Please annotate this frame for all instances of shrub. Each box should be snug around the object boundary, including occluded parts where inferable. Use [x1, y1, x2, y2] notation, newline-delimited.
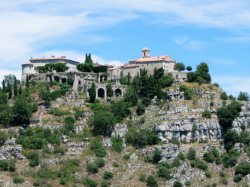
[178, 152, 185, 161]
[169, 137, 180, 148]
[181, 169, 186, 175]
[210, 101, 214, 106]
[95, 147, 107, 157]
[192, 124, 197, 131]
[222, 153, 238, 168]
[173, 181, 183, 187]
[103, 171, 113, 180]
[9, 160, 16, 172]
[212, 182, 217, 187]
[13, 177, 24, 184]
[179, 85, 194, 100]
[215, 157, 222, 165]
[237, 92, 249, 101]
[213, 83, 219, 87]
[172, 157, 180, 167]
[190, 161, 196, 167]
[144, 155, 153, 163]
[203, 151, 214, 163]
[196, 159, 208, 171]
[95, 158, 105, 168]
[67, 77, 74, 86]
[139, 174, 146, 182]
[83, 178, 98, 187]
[111, 136, 123, 153]
[220, 178, 227, 185]
[205, 171, 212, 178]
[142, 97, 150, 106]
[27, 151, 39, 167]
[153, 150, 162, 163]
[220, 92, 228, 100]
[157, 166, 171, 179]
[113, 162, 119, 167]
[60, 179, 66, 185]
[234, 174, 243, 182]
[235, 161, 250, 176]
[0, 160, 9, 171]
[136, 102, 146, 115]
[185, 180, 191, 186]
[54, 145, 65, 155]
[202, 109, 211, 118]
[123, 154, 130, 160]
[86, 163, 98, 174]
[146, 175, 158, 187]
[187, 148, 196, 160]
[101, 180, 110, 187]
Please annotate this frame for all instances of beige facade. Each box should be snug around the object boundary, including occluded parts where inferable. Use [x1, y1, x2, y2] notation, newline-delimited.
[107, 47, 177, 80]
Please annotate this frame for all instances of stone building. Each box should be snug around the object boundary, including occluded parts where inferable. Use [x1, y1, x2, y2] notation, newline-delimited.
[108, 47, 177, 80]
[21, 56, 79, 83]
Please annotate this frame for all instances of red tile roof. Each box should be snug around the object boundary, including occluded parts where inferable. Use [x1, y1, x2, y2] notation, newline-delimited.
[21, 62, 33, 66]
[129, 55, 173, 63]
[108, 66, 122, 70]
[123, 64, 139, 68]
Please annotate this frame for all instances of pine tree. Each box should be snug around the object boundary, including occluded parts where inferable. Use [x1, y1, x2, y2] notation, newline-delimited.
[49, 76, 53, 87]
[2, 80, 6, 93]
[85, 53, 88, 64]
[8, 83, 12, 99]
[127, 72, 131, 85]
[26, 75, 29, 88]
[90, 82, 96, 103]
[14, 77, 18, 96]
[47, 84, 49, 91]
[19, 87, 23, 95]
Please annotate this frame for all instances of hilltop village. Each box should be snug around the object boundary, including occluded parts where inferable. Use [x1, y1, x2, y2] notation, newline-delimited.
[1, 48, 250, 187]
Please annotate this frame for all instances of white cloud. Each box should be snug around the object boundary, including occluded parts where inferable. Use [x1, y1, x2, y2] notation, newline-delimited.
[174, 36, 189, 44]
[211, 59, 236, 65]
[213, 75, 250, 96]
[184, 40, 206, 51]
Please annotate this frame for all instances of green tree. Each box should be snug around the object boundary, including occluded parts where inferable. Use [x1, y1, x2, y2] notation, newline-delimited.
[147, 75, 157, 97]
[0, 131, 7, 146]
[237, 92, 249, 101]
[159, 75, 174, 88]
[174, 63, 185, 72]
[18, 86, 23, 95]
[235, 162, 250, 176]
[157, 84, 163, 99]
[27, 151, 39, 167]
[26, 75, 29, 88]
[8, 83, 12, 99]
[53, 63, 69, 72]
[124, 86, 138, 106]
[224, 129, 239, 151]
[106, 83, 113, 99]
[90, 83, 96, 103]
[2, 80, 6, 92]
[49, 76, 53, 87]
[187, 148, 196, 160]
[186, 66, 192, 71]
[4, 74, 16, 87]
[173, 181, 183, 187]
[111, 100, 130, 122]
[157, 166, 171, 179]
[179, 85, 194, 100]
[153, 67, 164, 80]
[197, 62, 209, 73]
[139, 68, 149, 96]
[14, 77, 18, 96]
[0, 92, 8, 104]
[67, 77, 74, 86]
[220, 92, 228, 100]
[13, 98, 32, 124]
[127, 72, 132, 85]
[202, 109, 211, 118]
[120, 71, 127, 85]
[89, 111, 116, 136]
[0, 104, 13, 126]
[39, 89, 51, 105]
[136, 102, 146, 115]
[146, 175, 158, 187]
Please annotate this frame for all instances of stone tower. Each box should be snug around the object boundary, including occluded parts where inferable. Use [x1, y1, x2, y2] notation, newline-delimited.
[142, 47, 150, 58]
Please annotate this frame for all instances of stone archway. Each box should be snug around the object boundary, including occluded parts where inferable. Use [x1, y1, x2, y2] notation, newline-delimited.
[115, 89, 122, 96]
[62, 78, 67, 84]
[54, 76, 60, 82]
[98, 88, 105, 98]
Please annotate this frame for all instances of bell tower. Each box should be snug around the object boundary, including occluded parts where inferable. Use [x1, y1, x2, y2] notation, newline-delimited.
[142, 47, 150, 58]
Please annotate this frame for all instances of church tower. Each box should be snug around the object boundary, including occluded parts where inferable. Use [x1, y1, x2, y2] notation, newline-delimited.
[142, 47, 150, 58]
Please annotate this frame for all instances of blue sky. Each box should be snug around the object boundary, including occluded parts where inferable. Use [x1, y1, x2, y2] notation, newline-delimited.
[0, 0, 250, 95]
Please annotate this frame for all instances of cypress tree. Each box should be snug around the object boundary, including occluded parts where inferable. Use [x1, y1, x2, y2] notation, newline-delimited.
[47, 84, 49, 91]
[89, 53, 93, 64]
[8, 83, 12, 99]
[19, 86, 23, 95]
[2, 80, 6, 93]
[90, 82, 96, 103]
[14, 77, 18, 96]
[49, 76, 53, 87]
[26, 75, 29, 88]
[85, 53, 88, 64]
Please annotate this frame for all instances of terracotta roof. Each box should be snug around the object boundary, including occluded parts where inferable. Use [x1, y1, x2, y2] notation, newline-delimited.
[108, 66, 122, 70]
[30, 57, 79, 63]
[21, 62, 33, 66]
[129, 55, 173, 63]
[123, 64, 139, 68]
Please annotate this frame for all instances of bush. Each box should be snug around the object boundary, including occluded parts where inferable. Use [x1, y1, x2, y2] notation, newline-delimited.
[54, 145, 66, 155]
[222, 153, 238, 168]
[203, 151, 214, 163]
[202, 109, 211, 118]
[139, 174, 146, 182]
[220, 92, 228, 100]
[0, 160, 9, 171]
[172, 157, 180, 167]
[136, 102, 146, 115]
[212, 182, 217, 187]
[157, 166, 171, 179]
[86, 163, 98, 174]
[178, 152, 185, 160]
[213, 83, 219, 87]
[179, 85, 194, 100]
[111, 136, 123, 153]
[237, 92, 249, 101]
[185, 180, 191, 186]
[234, 174, 243, 182]
[190, 161, 196, 167]
[169, 137, 180, 148]
[113, 162, 119, 167]
[9, 160, 16, 172]
[95, 147, 107, 157]
[235, 161, 250, 176]
[83, 178, 98, 187]
[153, 150, 162, 163]
[210, 101, 214, 106]
[220, 178, 227, 185]
[146, 175, 158, 187]
[101, 180, 110, 187]
[195, 159, 208, 171]
[60, 179, 66, 185]
[144, 155, 153, 163]
[67, 77, 74, 86]
[27, 151, 39, 167]
[142, 97, 151, 106]
[123, 154, 130, 160]
[205, 171, 212, 178]
[173, 181, 183, 187]
[103, 171, 113, 180]
[187, 148, 196, 160]
[13, 177, 24, 184]
[192, 124, 197, 131]
[181, 169, 186, 175]
[95, 158, 105, 168]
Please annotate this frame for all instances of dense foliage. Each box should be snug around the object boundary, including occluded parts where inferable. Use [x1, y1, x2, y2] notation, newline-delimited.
[187, 62, 211, 84]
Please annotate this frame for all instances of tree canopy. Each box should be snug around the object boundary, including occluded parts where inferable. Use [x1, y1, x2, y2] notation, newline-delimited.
[174, 63, 185, 72]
